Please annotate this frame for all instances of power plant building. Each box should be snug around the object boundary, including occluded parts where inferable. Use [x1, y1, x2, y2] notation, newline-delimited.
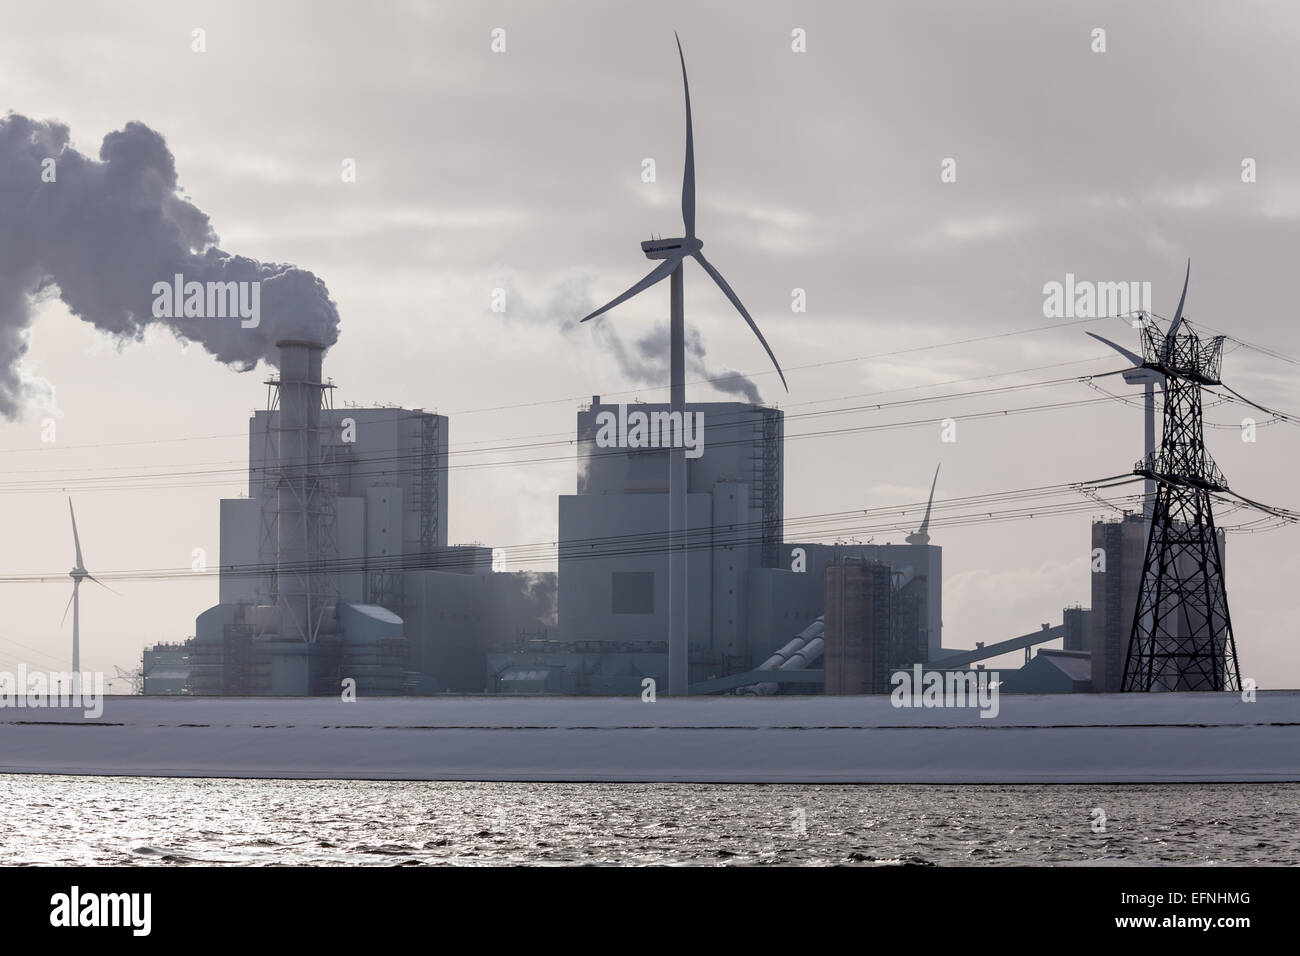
[1063, 604, 1090, 652]
[823, 557, 893, 694]
[193, 341, 553, 696]
[1091, 513, 1228, 692]
[772, 541, 941, 663]
[552, 398, 785, 685]
[188, 357, 945, 696]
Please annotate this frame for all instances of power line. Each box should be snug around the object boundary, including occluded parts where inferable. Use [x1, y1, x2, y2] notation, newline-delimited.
[0, 385, 1146, 494]
[0, 476, 1225, 584]
[445, 316, 1117, 415]
[0, 360, 1123, 477]
[0, 634, 72, 669]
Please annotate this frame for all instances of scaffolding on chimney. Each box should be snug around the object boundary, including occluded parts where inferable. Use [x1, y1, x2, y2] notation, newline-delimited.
[255, 384, 281, 631]
[255, 360, 339, 643]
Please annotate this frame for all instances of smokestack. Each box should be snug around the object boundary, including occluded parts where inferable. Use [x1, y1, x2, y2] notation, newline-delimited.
[275, 339, 324, 643]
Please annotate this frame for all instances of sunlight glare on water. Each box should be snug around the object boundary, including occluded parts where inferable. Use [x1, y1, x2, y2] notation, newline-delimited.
[2, 777, 1297, 866]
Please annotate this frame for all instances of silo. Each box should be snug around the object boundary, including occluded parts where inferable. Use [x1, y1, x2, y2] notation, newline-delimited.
[824, 557, 892, 694]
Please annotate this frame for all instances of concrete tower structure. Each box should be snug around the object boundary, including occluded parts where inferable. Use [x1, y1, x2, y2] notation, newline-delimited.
[1090, 513, 1146, 693]
[270, 340, 330, 645]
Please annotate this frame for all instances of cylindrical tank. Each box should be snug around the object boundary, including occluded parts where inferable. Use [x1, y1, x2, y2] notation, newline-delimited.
[782, 636, 824, 670]
[742, 617, 827, 694]
[758, 637, 806, 672]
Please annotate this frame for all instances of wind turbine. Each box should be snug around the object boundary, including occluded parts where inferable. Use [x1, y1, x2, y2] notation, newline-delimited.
[905, 464, 941, 545]
[579, 34, 787, 695]
[62, 498, 115, 678]
[1085, 260, 1188, 519]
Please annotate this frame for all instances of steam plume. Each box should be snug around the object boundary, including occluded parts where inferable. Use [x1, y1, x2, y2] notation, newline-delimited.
[507, 276, 763, 403]
[0, 113, 340, 418]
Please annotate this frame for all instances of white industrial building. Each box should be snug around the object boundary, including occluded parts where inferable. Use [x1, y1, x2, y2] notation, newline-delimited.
[218, 404, 449, 609]
[193, 341, 553, 696]
[189, 353, 943, 696]
[548, 398, 784, 680]
[488, 397, 943, 693]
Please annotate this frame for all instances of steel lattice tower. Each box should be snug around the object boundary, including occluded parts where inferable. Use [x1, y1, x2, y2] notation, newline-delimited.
[1123, 266, 1241, 692]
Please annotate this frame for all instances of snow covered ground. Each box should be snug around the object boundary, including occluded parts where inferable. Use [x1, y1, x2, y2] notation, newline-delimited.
[1, 692, 1297, 783]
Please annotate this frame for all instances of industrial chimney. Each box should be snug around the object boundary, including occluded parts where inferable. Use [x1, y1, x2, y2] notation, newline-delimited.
[275, 339, 325, 643]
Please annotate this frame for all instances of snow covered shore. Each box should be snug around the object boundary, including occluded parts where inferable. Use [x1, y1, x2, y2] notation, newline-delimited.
[1, 692, 1297, 783]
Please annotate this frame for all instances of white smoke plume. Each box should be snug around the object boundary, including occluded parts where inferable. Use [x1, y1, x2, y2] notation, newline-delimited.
[0, 113, 340, 418]
[607, 321, 763, 404]
[509, 275, 764, 403]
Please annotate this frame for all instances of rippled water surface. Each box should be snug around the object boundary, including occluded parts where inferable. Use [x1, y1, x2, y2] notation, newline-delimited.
[1, 776, 1297, 865]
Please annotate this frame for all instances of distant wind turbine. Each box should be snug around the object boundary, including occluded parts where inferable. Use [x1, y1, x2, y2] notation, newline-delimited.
[62, 498, 116, 676]
[906, 464, 941, 545]
[1085, 259, 1188, 519]
[579, 33, 787, 695]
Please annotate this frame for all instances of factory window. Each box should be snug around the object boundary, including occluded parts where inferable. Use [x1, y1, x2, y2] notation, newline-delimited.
[611, 571, 655, 614]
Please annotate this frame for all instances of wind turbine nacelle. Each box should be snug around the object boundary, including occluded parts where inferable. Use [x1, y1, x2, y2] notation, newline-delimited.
[1121, 368, 1162, 386]
[642, 236, 702, 260]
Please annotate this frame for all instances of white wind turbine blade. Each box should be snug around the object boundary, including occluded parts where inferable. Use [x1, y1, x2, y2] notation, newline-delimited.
[580, 255, 684, 323]
[61, 586, 76, 627]
[675, 32, 695, 239]
[691, 251, 788, 391]
[1086, 331, 1144, 367]
[918, 463, 941, 538]
[68, 497, 84, 569]
[1162, 259, 1191, 363]
[86, 573, 121, 596]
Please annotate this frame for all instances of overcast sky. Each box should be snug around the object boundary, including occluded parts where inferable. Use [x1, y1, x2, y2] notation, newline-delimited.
[3, 0, 1299, 686]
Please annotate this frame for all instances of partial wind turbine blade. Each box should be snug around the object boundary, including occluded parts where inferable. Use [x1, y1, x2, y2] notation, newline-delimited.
[692, 251, 788, 391]
[580, 255, 683, 323]
[86, 574, 121, 596]
[68, 497, 84, 569]
[918, 464, 941, 538]
[61, 587, 75, 627]
[675, 32, 695, 239]
[1169, 258, 1191, 333]
[1086, 331, 1143, 367]
[1163, 259, 1191, 361]
[906, 464, 941, 544]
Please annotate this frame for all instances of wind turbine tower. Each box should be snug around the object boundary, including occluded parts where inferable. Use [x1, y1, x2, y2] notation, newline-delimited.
[580, 35, 788, 695]
[1086, 269, 1175, 521]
